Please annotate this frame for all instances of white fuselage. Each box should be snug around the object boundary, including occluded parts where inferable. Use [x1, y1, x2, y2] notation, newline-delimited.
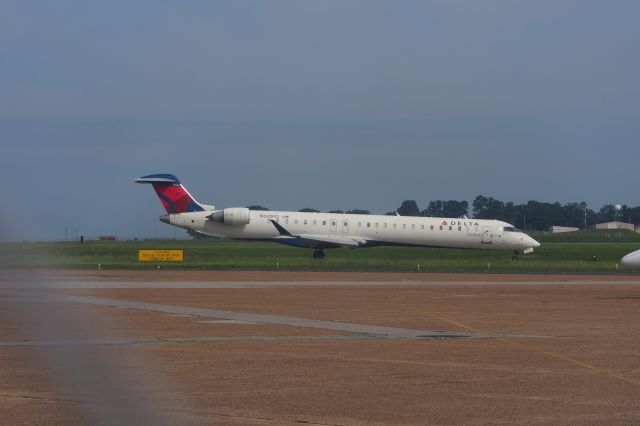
[621, 249, 640, 268]
[164, 210, 540, 252]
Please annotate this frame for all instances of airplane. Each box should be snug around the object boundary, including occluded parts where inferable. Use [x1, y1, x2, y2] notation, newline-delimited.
[621, 249, 640, 268]
[135, 173, 540, 258]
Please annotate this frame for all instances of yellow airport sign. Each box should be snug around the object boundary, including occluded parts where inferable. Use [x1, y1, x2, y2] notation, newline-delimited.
[138, 249, 184, 262]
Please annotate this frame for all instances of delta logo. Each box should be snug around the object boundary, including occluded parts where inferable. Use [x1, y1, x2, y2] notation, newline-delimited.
[450, 220, 480, 227]
[441, 220, 448, 226]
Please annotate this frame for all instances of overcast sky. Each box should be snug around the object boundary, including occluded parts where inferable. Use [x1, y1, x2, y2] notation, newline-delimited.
[1, 1, 639, 240]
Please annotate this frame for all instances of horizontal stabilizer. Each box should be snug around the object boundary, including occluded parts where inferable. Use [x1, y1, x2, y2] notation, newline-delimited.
[134, 174, 180, 185]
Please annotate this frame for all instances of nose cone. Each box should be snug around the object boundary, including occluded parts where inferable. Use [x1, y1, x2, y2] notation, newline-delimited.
[159, 214, 170, 224]
[530, 237, 541, 248]
[519, 234, 540, 250]
[621, 249, 640, 268]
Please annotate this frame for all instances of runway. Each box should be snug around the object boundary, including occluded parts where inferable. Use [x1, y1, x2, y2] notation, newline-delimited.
[1, 271, 639, 425]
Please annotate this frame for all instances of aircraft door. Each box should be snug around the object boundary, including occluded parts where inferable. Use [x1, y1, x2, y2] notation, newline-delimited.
[481, 226, 493, 244]
[341, 219, 349, 236]
[330, 218, 337, 235]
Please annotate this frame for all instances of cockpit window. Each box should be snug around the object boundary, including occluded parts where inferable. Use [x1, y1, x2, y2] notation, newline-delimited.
[503, 226, 521, 232]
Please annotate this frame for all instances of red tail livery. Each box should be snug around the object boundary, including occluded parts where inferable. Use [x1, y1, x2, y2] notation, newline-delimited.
[134, 174, 204, 214]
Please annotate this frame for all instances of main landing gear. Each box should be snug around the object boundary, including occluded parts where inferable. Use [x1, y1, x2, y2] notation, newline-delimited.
[312, 249, 326, 259]
[511, 250, 520, 261]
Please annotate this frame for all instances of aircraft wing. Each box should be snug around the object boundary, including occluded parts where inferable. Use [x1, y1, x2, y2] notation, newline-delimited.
[269, 220, 367, 249]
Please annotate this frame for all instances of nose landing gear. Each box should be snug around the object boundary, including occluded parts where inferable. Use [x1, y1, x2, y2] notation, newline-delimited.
[312, 249, 326, 259]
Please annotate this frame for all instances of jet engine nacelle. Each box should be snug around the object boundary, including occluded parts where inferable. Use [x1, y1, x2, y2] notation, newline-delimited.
[209, 207, 250, 225]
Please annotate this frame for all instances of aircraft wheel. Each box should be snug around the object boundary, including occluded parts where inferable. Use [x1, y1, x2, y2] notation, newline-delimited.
[313, 249, 326, 259]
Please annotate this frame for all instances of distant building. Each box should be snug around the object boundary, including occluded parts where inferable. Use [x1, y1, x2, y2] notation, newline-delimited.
[99, 236, 118, 240]
[594, 222, 637, 232]
[550, 226, 579, 234]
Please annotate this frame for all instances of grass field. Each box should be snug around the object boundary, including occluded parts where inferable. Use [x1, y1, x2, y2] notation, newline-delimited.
[2, 230, 639, 273]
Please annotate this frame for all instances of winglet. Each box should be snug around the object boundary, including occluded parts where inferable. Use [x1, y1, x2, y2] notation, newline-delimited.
[270, 220, 293, 236]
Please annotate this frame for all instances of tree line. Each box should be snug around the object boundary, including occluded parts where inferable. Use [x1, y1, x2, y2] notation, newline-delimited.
[247, 198, 640, 231]
[470, 197, 639, 230]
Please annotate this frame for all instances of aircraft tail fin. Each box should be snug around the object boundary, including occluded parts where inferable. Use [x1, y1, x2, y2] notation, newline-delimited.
[135, 173, 204, 214]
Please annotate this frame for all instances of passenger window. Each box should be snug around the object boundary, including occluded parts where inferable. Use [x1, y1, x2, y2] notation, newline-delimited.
[430, 225, 434, 230]
[458, 226, 462, 231]
[322, 220, 326, 226]
[304, 220, 307, 225]
[402, 224, 406, 229]
[375, 223, 379, 228]
[449, 226, 452, 230]
[421, 225, 424, 229]
[439, 226, 443, 230]
[344, 221, 348, 227]
[332, 221, 336, 226]
[367, 222, 371, 228]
